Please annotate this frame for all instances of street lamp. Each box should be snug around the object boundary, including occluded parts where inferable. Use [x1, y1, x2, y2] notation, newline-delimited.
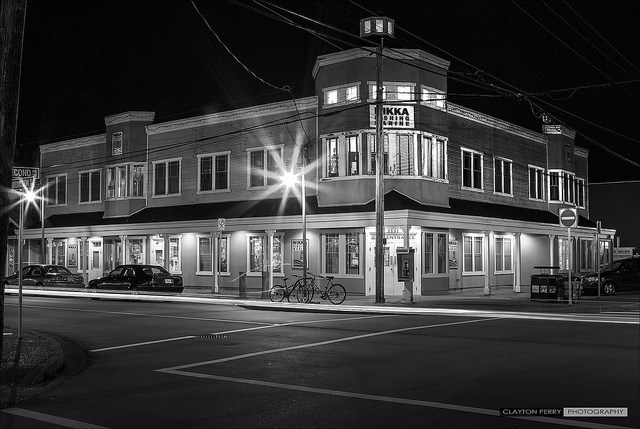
[281, 166, 307, 283]
[14, 180, 42, 339]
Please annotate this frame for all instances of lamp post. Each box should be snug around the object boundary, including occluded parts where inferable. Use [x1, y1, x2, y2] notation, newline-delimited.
[17, 185, 37, 339]
[360, 16, 394, 304]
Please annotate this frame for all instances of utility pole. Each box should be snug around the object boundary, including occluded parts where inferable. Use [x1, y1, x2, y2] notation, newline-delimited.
[360, 17, 394, 303]
[0, 0, 28, 353]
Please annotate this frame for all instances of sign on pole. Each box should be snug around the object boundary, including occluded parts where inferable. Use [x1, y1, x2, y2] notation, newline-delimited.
[559, 208, 578, 228]
[12, 166, 40, 189]
[218, 218, 225, 231]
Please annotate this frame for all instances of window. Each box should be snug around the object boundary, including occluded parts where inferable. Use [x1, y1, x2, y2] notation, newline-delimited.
[369, 83, 414, 101]
[46, 174, 67, 206]
[422, 134, 447, 180]
[494, 158, 512, 195]
[549, 171, 560, 201]
[325, 234, 339, 274]
[529, 166, 545, 200]
[248, 235, 264, 273]
[326, 138, 339, 177]
[495, 236, 513, 272]
[580, 239, 594, 271]
[462, 149, 483, 190]
[197, 235, 229, 275]
[197, 236, 213, 273]
[106, 164, 145, 199]
[366, 134, 389, 175]
[558, 238, 570, 271]
[150, 236, 182, 273]
[248, 147, 282, 188]
[423, 232, 447, 274]
[79, 170, 101, 203]
[323, 83, 359, 107]
[199, 152, 230, 192]
[52, 240, 65, 265]
[154, 159, 181, 196]
[421, 86, 446, 109]
[391, 134, 414, 176]
[463, 235, 484, 273]
[345, 233, 360, 274]
[112, 131, 123, 155]
[575, 178, 585, 208]
[271, 235, 283, 274]
[564, 172, 575, 204]
[346, 135, 359, 176]
[322, 232, 362, 275]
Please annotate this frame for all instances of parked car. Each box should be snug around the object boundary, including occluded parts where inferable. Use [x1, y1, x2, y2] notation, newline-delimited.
[581, 256, 640, 295]
[3, 264, 85, 288]
[87, 264, 184, 293]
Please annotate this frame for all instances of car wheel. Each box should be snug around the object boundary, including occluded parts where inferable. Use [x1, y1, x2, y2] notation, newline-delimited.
[602, 281, 616, 296]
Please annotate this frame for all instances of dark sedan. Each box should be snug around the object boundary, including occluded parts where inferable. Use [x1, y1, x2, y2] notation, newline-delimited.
[581, 256, 639, 295]
[88, 265, 184, 293]
[3, 264, 85, 288]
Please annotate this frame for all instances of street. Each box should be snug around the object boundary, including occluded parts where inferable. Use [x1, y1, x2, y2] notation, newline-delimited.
[2, 294, 639, 428]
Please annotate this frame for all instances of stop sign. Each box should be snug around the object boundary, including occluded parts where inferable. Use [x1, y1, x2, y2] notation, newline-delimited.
[559, 208, 578, 228]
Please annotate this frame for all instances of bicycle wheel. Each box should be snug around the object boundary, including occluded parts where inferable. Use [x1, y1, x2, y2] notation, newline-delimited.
[295, 285, 311, 303]
[327, 284, 346, 305]
[303, 278, 315, 302]
[269, 286, 286, 302]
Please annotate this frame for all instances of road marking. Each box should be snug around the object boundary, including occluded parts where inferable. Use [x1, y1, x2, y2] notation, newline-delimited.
[90, 314, 393, 353]
[2, 408, 108, 428]
[154, 372, 629, 429]
[158, 317, 502, 371]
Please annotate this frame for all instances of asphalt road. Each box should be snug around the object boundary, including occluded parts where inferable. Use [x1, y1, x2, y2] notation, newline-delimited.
[2, 294, 639, 429]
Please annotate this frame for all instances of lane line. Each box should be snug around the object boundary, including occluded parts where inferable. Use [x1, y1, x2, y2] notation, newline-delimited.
[157, 317, 502, 371]
[90, 314, 393, 353]
[2, 408, 108, 428]
[157, 371, 630, 429]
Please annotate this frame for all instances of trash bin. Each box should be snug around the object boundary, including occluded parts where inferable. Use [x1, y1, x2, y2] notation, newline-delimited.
[531, 266, 564, 301]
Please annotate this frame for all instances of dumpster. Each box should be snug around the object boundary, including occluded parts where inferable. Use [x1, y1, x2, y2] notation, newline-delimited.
[530, 266, 564, 301]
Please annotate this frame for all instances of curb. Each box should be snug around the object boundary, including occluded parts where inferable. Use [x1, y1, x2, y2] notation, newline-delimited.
[19, 332, 65, 386]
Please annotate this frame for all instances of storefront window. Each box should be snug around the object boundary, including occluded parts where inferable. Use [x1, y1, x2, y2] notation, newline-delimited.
[52, 240, 65, 266]
[249, 236, 264, 272]
[198, 237, 212, 273]
[463, 235, 484, 273]
[495, 236, 513, 272]
[129, 238, 144, 265]
[345, 233, 360, 274]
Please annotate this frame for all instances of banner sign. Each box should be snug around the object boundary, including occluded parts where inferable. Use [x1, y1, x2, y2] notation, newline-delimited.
[369, 105, 414, 128]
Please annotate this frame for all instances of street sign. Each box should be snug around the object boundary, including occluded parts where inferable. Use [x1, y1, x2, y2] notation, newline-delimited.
[218, 218, 225, 231]
[559, 208, 578, 228]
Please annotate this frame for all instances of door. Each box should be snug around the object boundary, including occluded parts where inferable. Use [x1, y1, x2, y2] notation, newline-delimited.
[89, 240, 103, 280]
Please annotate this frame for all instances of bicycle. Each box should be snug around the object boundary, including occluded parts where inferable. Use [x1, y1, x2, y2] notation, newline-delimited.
[301, 272, 346, 305]
[268, 275, 313, 303]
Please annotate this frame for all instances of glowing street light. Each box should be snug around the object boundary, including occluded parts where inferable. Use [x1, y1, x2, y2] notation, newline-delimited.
[281, 167, 307, 283]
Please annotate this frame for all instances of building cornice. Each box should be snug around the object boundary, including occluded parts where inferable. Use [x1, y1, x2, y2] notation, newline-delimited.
[105, 111, 155, 126]
[542, 124, 576, 139]
[447, 103, 547, 144]
[40, 134, 105, 153]
[312, 48, 450, 78]
[145, 97, 317, 135]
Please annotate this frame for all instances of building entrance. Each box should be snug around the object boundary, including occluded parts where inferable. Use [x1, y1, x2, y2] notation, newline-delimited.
[366, 227, 418, 296]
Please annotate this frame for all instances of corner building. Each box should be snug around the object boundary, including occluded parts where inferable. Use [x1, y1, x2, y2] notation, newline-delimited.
[9, 47, 615, 297]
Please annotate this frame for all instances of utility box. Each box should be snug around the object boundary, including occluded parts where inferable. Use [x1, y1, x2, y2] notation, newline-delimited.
[396, 248, 415, 282]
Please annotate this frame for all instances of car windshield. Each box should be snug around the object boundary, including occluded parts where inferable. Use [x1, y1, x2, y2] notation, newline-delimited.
[109, 267, 124, 277]
[601, 260, 623, 272]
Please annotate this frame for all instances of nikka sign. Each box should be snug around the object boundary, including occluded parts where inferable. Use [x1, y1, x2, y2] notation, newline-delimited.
[369, 105, 414, 129]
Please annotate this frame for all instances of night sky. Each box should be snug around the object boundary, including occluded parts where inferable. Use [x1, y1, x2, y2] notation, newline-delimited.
[14, 0, 640, 183]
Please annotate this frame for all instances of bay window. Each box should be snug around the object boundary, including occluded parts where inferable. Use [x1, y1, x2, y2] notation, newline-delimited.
[106, 163, 145, 199]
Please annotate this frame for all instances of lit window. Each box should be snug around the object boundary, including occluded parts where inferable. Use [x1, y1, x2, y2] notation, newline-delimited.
[346, 85, 358, 101]
[197, 236, 212, 273]
[462, 149, 483, 190]
[397, 85, 412, 100]
[422, 135, 447, 180]
[326, 137, 339, 177]
[248, 235, 264, 273]
[346, 135, 359, 176]
[558, 238, 570, 271]
[423, 232, 448, 274]
[322, 233, 362, 275]
[345, 233, 360, 274]
[580, 239, 594, 271]
[112, 131, 123, 155]
[463, 235, 484, 273]
[422, 86, 446, 109]
[326, 89, 338, 105]
[495, 236, 513, 272]
[575, 178, 585, 208]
